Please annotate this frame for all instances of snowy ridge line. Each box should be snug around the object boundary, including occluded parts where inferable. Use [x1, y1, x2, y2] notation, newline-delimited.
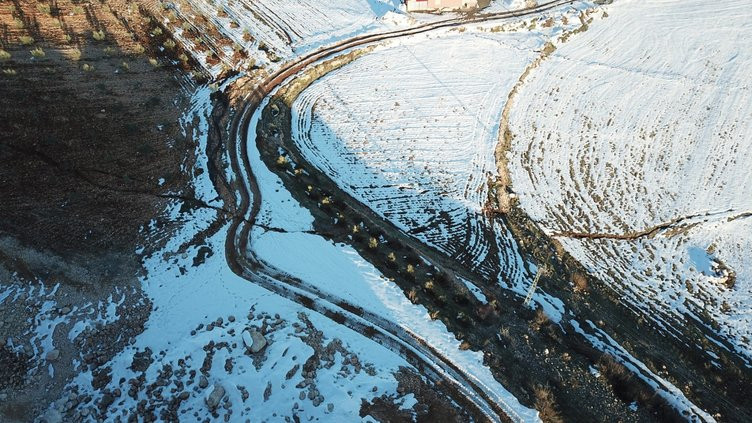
[570, 320, 715, 422]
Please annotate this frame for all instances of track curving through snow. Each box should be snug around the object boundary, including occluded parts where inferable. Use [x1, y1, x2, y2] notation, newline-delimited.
[219, 2, 582, 422]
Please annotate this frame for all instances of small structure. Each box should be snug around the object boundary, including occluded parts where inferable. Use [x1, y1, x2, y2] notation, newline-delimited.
[405, 0, 479, 12]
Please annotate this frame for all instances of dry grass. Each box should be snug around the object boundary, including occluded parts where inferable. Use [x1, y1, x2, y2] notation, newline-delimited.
[407, 288, 419, 304]
[30, 47, 45, 58]
[92, 30, 106, 41]
[531, 307, 551, 331]
[572, 272, 588, 293]
[534, 385, 563, 423]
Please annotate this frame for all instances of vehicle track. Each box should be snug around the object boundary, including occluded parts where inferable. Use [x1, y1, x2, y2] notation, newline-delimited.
[220, 2, 581, 422]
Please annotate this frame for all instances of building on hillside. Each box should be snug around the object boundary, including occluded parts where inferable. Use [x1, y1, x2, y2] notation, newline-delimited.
[405, 0, 479, 12]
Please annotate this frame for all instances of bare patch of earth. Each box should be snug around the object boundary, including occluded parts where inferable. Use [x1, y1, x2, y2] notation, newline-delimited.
[0, 1, 210, 420]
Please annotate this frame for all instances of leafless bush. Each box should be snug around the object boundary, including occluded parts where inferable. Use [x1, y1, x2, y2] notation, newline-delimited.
[531, 308, 550, 331]
[534, 385, 563, 423]
[572, 272, 588, 293]
[407, 288, 419, 304]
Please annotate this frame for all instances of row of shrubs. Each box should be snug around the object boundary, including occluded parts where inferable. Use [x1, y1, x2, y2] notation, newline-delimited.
[269, 127, 491, 337]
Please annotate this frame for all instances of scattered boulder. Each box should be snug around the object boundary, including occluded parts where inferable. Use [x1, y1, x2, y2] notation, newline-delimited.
[263, 382, 272, 402]
[199, 375, 209, 389]
[205, 384, 225, 410]
[40, 408, 63, 423]
[46, 349, 60, 361]
[242, 329, 267, 353]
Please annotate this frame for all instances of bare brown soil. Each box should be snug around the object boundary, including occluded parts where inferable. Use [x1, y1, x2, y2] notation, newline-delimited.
[0, 0, 199, 276]
[0, 1, 205, 420]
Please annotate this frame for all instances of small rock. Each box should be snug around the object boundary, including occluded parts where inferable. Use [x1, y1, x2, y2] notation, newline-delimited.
[263, 382, 272, 402]
[228, 315, 236, 322]
[199, 375, 209, 389]
[205, 384, 225, 410]
[100, 393, 115, 409]
[312, 395, 323, 407]
[46, 349, 61, 361]
[327, 403, 334, 412]
[60, 306, 71, 315]
[41, 408, 63, 423]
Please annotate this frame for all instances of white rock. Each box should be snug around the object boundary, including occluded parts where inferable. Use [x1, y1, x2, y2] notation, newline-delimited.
[46, 349, 60, 361]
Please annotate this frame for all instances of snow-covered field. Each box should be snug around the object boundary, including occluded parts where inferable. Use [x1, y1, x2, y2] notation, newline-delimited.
[289, 12, 583, 284]
[506, 0, 752, 357]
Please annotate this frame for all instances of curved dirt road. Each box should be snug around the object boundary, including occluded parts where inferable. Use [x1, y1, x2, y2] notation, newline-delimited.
[210, 1, 750, 422]
[219, 2, 581, 422]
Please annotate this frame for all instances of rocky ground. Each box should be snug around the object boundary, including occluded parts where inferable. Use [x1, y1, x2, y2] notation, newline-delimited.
[0, 0, 203, 420]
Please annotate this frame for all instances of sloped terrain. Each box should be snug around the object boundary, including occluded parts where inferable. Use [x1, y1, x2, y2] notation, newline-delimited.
[4, 0, 751, 421]
[506, 0, 752, 358]
[289, 13, 582, 285]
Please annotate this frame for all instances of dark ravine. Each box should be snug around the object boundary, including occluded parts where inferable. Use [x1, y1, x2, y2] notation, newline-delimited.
[207, 1, 750, 422]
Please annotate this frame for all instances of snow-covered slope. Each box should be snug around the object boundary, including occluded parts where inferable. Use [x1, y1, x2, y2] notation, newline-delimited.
[506, 0, 752, 357]
[290, 15, 582, 283]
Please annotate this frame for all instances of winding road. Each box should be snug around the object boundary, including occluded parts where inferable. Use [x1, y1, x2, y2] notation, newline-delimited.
[212, 1, 745, 422]
[218, 2, 581, 422]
